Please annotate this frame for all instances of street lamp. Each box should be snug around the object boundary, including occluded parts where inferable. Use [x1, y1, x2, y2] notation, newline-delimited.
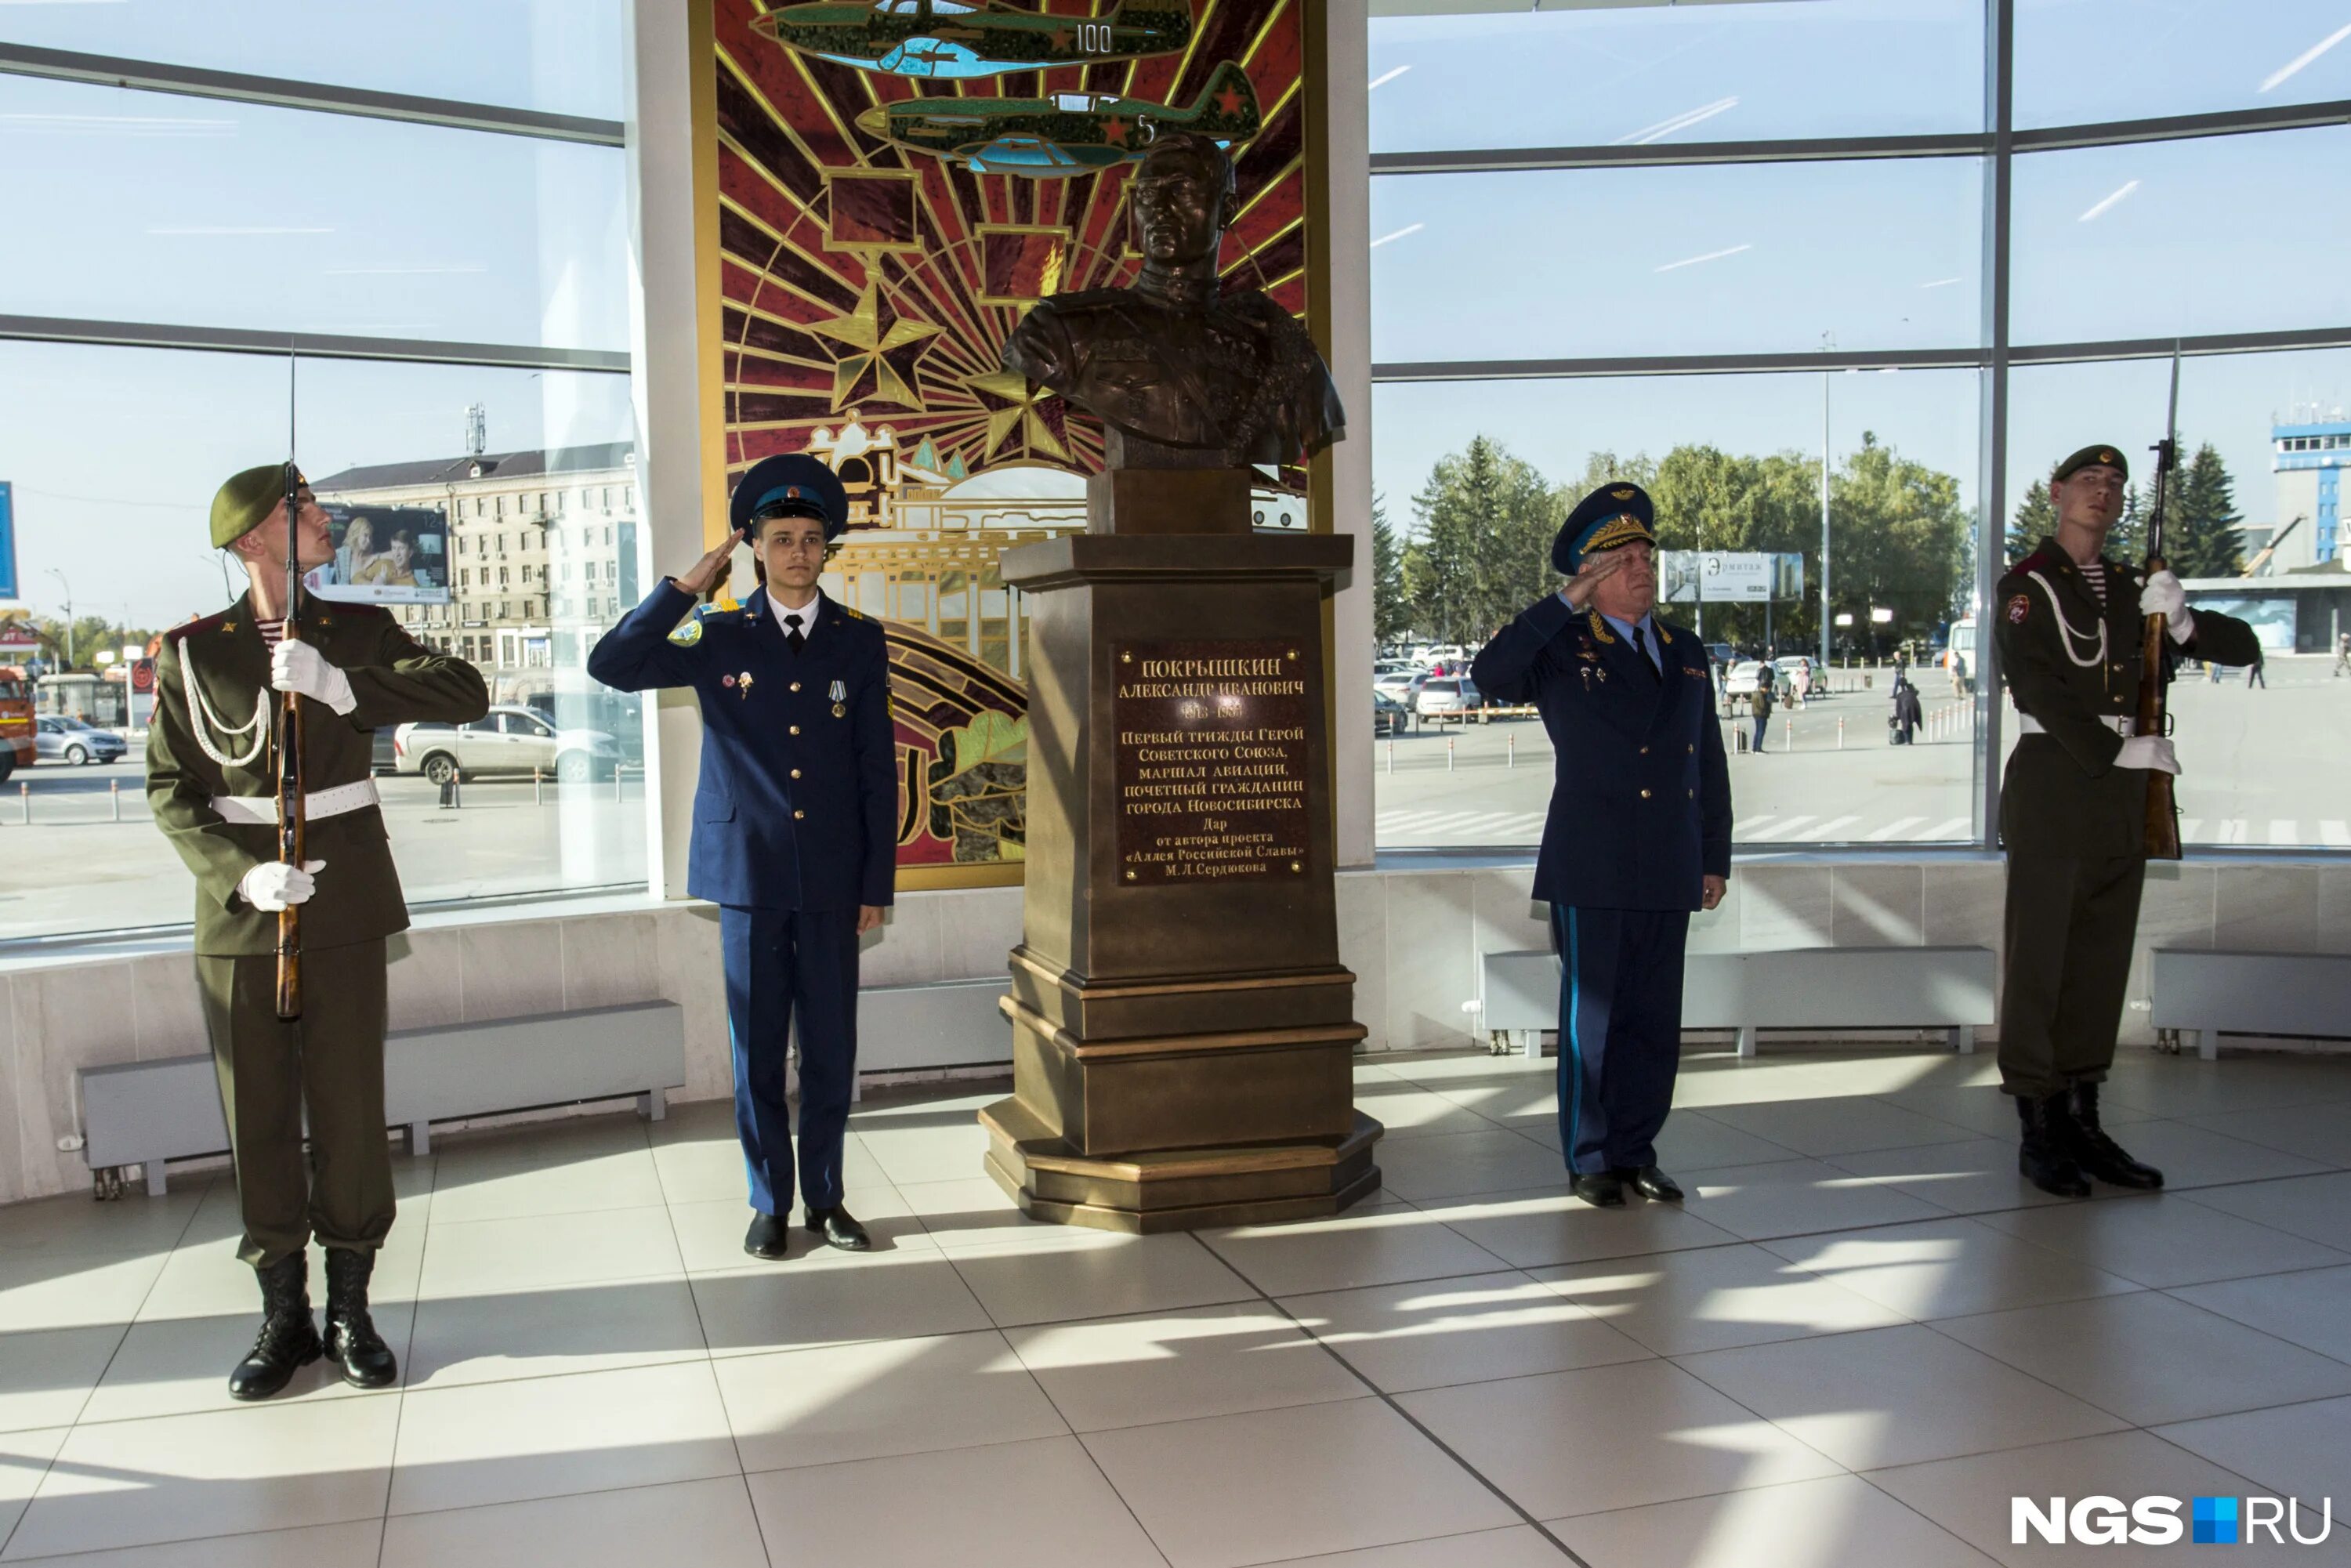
[45, 568, 71, 668]
[1819, 331, 1834, 673]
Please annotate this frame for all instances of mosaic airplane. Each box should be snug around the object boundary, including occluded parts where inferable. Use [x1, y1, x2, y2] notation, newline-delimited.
[853, 60, 1259, 176]
[754, 0, 1192, 80]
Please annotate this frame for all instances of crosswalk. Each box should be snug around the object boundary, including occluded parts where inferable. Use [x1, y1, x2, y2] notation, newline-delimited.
[1377, 809, 2351, 846]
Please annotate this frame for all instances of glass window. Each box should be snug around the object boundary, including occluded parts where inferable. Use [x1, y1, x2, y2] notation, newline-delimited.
[2006, 347, 2351, 848]
[0, 77, 629, 350]
[2015, 0, 2351, 129]
[0, 339, 639, 939]
[1372, 368, 1985, 850]
[1369, 0, 1983, 154]
[0, 2, 628, 122]
[1371, 157, 1984, 363]
[2010, 127, 2351, 346]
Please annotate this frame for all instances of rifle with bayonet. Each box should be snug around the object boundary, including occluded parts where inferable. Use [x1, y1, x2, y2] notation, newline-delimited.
[2135, 349, 2183, 861]
[275, 453, 306, 1018]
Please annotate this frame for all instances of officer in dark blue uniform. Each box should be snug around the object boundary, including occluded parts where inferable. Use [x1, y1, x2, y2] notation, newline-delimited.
[589, 454, 896, 1258]
[1472, 483, 1732, 1208]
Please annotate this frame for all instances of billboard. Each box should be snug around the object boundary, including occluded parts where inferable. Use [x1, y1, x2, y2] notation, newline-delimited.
[0, 481, 16, 602]
[1661, 551, 1806, 604]
[302, 503, 451, 605]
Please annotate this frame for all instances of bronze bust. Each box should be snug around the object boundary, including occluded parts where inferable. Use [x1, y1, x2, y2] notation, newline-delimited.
[1002, 131, 1344, 470]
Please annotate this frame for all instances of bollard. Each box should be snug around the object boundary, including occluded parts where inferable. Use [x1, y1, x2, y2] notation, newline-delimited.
[1385, 738, 1393, 774]
[1837, 717, 1845, 751]
[614, 765, 625, 804]
[1783, 716, 1792, 751]
[18, 781, 27, 825]
[1507, 731, 1515, 768]
[110, 779, 121, 822]
[1446, 734, 1454, 773]
[534, 767, 543, 806]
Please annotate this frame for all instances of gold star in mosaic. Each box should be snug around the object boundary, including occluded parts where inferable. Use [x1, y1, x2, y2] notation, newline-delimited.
[964, 368, 1071, 462]
[808, 281, 941, 410]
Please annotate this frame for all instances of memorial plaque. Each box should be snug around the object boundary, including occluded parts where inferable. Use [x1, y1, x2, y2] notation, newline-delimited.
[1114, 639, 1313, 886]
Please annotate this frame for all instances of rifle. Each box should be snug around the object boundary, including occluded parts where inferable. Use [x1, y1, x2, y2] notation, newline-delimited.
[275, 444, 306, 1018]
[2135, 347, 2183, 860]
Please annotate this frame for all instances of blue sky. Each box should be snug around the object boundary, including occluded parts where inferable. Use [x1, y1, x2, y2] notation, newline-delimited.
[4, 0, 2350, 625]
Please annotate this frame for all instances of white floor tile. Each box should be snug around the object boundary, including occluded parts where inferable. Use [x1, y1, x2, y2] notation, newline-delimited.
[1417, 1188, 1742, 1270]
[1971, 1192, 2350, 1288]
[1758, 1216, 2144, 1322]
[895, 1175, 1052, 1248]
[1223, 1526, 1570, 1568]
[854, 1117, 992, 1186]
[426, 1150, 667, 1226]
[388, 1359, 737, 1515]
[1281, 1269, 1650, 1394]
[1675, 1323, 2125, 1470]
[1375, 1130, 1568, 1202]
[1815, 1138, 2081, 1218]
[1675, 1158, 1950, 1242]
[944, 1229, 1254, 1327]
[0, 1519, 386, 1567]
[746, 1434, 1165, 1568]
[1936, 1290, 2351, 1428]
[2081, 1121, 2333, 1190]
[2183, 1103, 2351, 1166]
[1549, 1473, 1996, 1568]
[0, 1428, 64, 1549]
[415, 1205, 684, 1299]
[1700, 1097, 1988, 1160]
[2151, 1396, 2351, 1512]
[80, 1302, 412, 1423]
[718, 1327, 1066, 1471]
[2101, 1058, 2351, 1121]
[0, 1252, 167, 1334]
[2182, 1171, 2351, 1251]
[690, 1250, 991, 1357]
[2168, 1262, 2351, 1363]
[1535, 1243, 1904, 1357]
[667, 1188, 929, 1273]
[0, 1325, 121, 1434]
[379, 1475, 768, 1568]
[1396, 1359, 1845, 1520]
[426, 1114, 649, 1174]
[5, 1397, 399, 1560]
[1083, 1397, 1516, 1568]
[0, 1189, 207, 1258]
[1353, 1086, 1508, 1140]
[1199, 1207, 1513, 1298]
[1007, 1302, 1366, 1429]
[403, 1275, 708, 1389]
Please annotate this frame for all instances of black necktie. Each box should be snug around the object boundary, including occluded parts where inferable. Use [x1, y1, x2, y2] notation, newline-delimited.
[1632, 623, 1659, 679]
[784, 612, 805, 654]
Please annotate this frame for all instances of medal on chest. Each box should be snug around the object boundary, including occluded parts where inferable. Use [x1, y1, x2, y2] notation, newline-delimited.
[829, 678, 846, 718]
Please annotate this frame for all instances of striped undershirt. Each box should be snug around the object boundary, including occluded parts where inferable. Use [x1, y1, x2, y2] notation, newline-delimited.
[257, 619, 287, 651]
[2077, 561, 2108, 604]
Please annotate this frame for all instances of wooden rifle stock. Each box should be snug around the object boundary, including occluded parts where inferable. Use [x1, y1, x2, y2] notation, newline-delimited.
[275, 460, 306, 1019]
[2135, 551, 2180, 861]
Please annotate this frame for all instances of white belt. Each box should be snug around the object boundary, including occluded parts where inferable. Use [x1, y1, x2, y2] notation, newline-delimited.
[210, 778, 380, 826]
[2016, 714, 2132, 738]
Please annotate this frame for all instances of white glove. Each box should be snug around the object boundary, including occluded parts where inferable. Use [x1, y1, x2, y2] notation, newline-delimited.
[270, 638, 357, 715]
[237, 859, 326, 911]
[2114, 736, 2180, 776]
[2139, 570, 2194, 645]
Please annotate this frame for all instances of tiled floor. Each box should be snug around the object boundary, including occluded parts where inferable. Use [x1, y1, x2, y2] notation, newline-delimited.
[3, 1045, 2351, 1567]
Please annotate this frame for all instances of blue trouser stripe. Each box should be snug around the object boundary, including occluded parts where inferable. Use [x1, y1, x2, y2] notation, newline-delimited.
[1552, 904, 1692, 1176]
[720, 904, 862, 1215]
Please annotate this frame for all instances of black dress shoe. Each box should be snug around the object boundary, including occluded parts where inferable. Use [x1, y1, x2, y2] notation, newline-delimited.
[804, 1205, 872, 1251]
[1570, 1172, 1625, 1208]
[321, 1248, 399, 1389]
[228, 1251, 321, 1402]
[1614, 1165, 1683, 1203]
[744, 1211, 792, 1260]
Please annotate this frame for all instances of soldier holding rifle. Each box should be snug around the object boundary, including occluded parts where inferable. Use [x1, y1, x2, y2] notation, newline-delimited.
[1995, 444, 2257, 1197]
[147, 464, 487, 1399]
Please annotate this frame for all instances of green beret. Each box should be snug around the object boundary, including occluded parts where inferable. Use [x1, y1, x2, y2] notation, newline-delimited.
[2052, 444, 2128, 483]
[209, 462, 303, 549]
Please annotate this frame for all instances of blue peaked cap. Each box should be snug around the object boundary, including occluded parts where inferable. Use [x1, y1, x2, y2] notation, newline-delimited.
[1553, 481, 1657, 575]
[730, 452, 849, 541]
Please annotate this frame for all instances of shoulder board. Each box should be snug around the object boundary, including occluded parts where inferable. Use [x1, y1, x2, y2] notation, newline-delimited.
[173, 609, 226, 635]
[840, 604, 866, 621]
[2010, 547, 2059, 574]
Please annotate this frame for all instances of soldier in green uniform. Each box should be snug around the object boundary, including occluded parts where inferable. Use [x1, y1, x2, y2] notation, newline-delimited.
[147, 464, 488, 1399]
[1995, 444, 2259, 1197]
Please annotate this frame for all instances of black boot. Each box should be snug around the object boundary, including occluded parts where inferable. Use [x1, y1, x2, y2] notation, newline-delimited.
[2016, 1093, 2092, 1198]
[321, 1248, 399, 1389]
[2068, 1081, 2163, 1190]
[228, 1251, 321, 1401]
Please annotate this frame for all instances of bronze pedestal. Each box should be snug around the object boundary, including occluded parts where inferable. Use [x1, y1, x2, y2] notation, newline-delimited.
[980, 507, 1381, 1232]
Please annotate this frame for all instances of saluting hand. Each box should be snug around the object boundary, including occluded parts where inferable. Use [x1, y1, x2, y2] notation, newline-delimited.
[672, 529, 746, 598]
[1559, 549, 1630, 610]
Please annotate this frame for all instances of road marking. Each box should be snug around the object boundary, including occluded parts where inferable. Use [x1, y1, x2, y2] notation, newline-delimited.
[2219, 819, 2250, 844]
[1811, 815, 1862, 838]
[1921, 817, 1972, 839]
[2324, 820, 2351, 847]
[1744, 816, 1819, 841]
[2269, 820, 2300, 846]
[1734, 815, 1777, 835]
[1865, 817, 1926, 841]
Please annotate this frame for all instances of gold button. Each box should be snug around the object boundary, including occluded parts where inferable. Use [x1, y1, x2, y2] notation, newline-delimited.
[1640, 788, 1653, 799]
[1688, 788, 1695, 798]
[788, 725, 800, 735]
[793, 809, 805, 820]
[790, 682, 802, 692]
[790, 768, 802, 779]
[1687, 744, 1695, 754]
[1639, 745, 1649, 755]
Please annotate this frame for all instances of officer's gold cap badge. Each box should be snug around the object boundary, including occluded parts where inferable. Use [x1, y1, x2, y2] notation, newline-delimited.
[1583, 515, 1653, 555]
[1610, 487, 1636, 501]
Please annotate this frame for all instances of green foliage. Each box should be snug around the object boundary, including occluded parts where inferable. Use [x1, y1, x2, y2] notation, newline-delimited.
[1370, 491, 1409, 645]
[2007, 483, 2057, 564]
[2164, 440, 2244, 578]
[1399, 436, 1558, 644]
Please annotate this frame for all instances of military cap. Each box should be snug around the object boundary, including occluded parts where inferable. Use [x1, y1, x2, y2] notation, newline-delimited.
[209, 462, 303, 549]
[2053, 444, 2128, 483]
[1553, 481, 1657, 575]
[730, 452, 849, 541]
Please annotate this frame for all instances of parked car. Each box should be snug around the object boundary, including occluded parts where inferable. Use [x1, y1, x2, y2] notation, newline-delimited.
[372, 726, 399, 776]
[1372, 664, 1423, 701]
[1773, 655, 1815, 684]
[1373, 690, 1411, 736]
[34, 715, 125, 765]
[1413, 675, 1483, 720]
[393, 705, 621, 785]
[1722, 660, 1768, 698]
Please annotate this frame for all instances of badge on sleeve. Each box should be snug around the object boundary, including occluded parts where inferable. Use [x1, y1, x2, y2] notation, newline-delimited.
[668, 617, 703, 646]
[2006, 593, 2030, 625]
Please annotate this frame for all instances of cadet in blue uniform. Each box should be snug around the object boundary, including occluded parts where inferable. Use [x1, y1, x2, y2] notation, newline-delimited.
[1473, 484, 1732, 1208]
[589, 454, 895, 1258]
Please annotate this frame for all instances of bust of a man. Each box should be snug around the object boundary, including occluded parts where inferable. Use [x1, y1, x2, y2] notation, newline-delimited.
[1002, 131, 1344, 469]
